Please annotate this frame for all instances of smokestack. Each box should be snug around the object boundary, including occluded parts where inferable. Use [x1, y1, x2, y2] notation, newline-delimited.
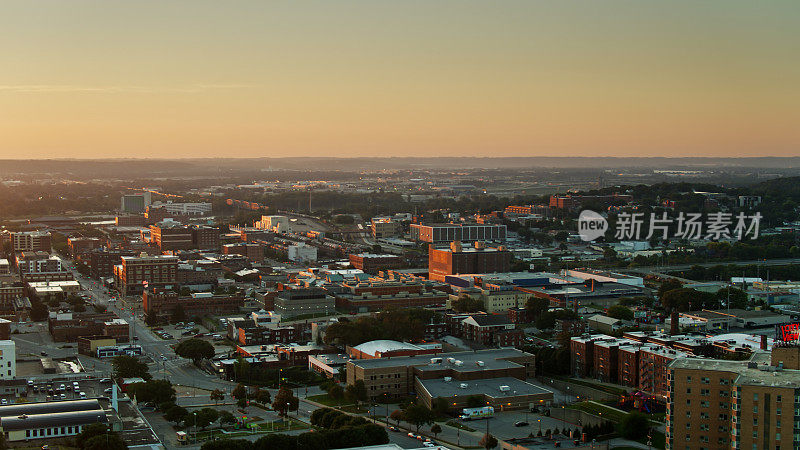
[670, 309, 679, 335]
[761, 335, 768, 351]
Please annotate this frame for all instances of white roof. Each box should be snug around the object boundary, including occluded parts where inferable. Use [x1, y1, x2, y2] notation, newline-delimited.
[352, 340, 422, 356]
[588, 314, 622, 325]
[711, 333, 773, 351]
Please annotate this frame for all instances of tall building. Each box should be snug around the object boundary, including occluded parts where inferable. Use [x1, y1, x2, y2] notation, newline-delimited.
[666, 346, 800, 450]
[0, 340, 15, 379]
[120, 192, 151, 213]
[256, 215, 289, 233]
[371, 218, 402, 239]
[428, 241, 511, 282]
[411, 223, 506, 244]
[113, 255, 178, 296]
[10, 231, 51, 253]
[149, 223, 193, 252]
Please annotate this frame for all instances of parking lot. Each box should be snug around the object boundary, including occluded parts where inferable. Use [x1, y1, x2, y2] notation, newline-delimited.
[456, 408, 580, 442]
[19, 377, 115, 404]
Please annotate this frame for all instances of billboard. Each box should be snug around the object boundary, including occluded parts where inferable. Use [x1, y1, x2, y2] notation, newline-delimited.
[776, 322, 800, 343]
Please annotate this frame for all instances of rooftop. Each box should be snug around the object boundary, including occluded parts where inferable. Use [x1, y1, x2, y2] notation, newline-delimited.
[418, 376, 552, 399]
[670, 352, 800, 387]
[352, 340, 424, 355]
[348, 348, 530, 370]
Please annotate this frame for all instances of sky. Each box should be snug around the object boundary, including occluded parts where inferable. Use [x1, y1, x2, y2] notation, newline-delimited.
[1, 1, 798, 159]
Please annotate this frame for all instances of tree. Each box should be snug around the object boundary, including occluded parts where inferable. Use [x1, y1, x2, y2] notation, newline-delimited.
[75, 423, 110, 448]
[390, 409, 404, 427]
[255, 388, 271, 405]
[84, 433, 128, 450]
[403, 403, 433, 433]
[453, 296, 484, 313]
[30, 300, 49, 321]
[171, 304, 186, 324]
[466, 395, 483, 408]
[164, 405, 189, 424]
[175, 338, 215, 364]
[272, 387, 299, 416]
[210, 389, 225, 404]
[189, 408, 220, 430]
[231, 383, 247, 401]
[127, 379, 176, 404]
[345, 380, 368, 406]
[218, 410, 237, 426]
[606, 305, 634, 321]
[525, 296, 549, 317]
[327, 383, 344, 400]
[480, 433, 498, 449]
[618, 411, 650, 441]
[430, 424, 442, 439]
[716, 286, 748, 309]
[112, 355, 151, 380]
[201, 439, 253, 450]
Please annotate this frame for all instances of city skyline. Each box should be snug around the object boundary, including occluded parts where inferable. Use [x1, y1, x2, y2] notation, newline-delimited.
[2, 0, 799, 159]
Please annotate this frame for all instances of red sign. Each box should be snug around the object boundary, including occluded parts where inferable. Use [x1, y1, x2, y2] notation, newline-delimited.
[776, 322, 800, 342]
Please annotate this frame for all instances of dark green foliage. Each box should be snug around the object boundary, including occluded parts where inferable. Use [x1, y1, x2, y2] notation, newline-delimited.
[112, 355, 151, 380]
[175, 338, 215, 363]
[127, 379, 175, 404]
[323, 308, 441, 347]
[618, 412, 651, 441]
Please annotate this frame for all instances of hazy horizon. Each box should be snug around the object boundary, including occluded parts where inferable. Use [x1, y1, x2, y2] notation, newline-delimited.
[3, 1, 799, 159]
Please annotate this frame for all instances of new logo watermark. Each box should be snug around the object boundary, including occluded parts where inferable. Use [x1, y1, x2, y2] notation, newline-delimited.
[577, 210, 762, 242]
[578, 210, 608, 241]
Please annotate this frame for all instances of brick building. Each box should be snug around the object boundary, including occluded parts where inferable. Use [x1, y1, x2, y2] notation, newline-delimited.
[48, 313, 129, 343]
[460, 314, 524, 347]
[149, 224, 193, 252]
[10, 231, 51, 253]
[114, 255, 178, 296]
[191, 226, 220, 250]
[143, 288, 243, 324]
[89, 249, 135, 279]
[348, 253, 404, 273]
[428, 241, 511, 282]
[67, 237, 101, 257]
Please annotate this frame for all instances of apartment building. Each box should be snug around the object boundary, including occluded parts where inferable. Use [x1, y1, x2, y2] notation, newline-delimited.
[346, 348, 541, 407]
[411, 223, 506, 244]
[666, 347, 800, 450]
[10, 231, 52, 253]
[113, 255, 178, 296]
[428, 241, 511, 282]
[142, 288, 244, 324]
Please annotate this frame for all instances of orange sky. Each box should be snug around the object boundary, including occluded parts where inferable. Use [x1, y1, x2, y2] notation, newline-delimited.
[1, 1, 798, 158]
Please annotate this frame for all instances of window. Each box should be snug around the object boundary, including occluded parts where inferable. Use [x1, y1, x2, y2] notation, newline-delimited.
[701, 401, 710, 407]
[686, 399, 691, 405]
[754, 406, 758, 413]
[686, 388, 692, 394]
[701, 389, 710, 396]
[754, 393, 758, 401]
[777, 395, 782, 402]
[778, 408, 782, 415]
[754, 419, 758, 426]
[687, 376, 692, 382]
[701, 377, 710, 384]
[700, 412, 709, 419]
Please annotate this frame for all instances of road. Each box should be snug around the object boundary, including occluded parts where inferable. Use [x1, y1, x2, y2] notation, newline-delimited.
[621, 257, 800, 275]
[64, 260, 236, 391]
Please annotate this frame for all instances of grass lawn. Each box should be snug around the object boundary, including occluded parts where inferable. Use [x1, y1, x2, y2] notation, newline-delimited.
[445, 420, 475, 432]
[307, 393, 351, 407]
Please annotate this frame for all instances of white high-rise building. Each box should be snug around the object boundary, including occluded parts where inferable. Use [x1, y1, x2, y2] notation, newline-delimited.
[0, 340, 16, 379]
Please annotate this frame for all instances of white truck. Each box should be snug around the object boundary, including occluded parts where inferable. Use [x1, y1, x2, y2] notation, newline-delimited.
[459, 406, 494, 420]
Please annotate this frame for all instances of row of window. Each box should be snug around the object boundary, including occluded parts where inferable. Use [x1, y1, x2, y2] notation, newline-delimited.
[26, 425, 83, 438]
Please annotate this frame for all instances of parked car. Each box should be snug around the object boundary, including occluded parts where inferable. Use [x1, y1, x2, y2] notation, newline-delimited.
[100, 378, 111, 383]
[514, 421, 529, 427]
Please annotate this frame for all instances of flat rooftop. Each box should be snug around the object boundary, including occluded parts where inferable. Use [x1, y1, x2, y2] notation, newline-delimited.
[670, 352, 800, 387]
[418, 376, 553, 399]
[348, 348, 530, 370]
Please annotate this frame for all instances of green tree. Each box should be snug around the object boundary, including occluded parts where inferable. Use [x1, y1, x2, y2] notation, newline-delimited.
[255, 388, 271, 405]
[618, 411, 650, 441]
[171, 304, 186, 324]
[175, 338, 215, 364]
[127, 379, 176, 404]
[30, 300, 49, 321]
[345, 380, 368, 406]
[164, 405, 189, 425]
[272, 387, 299, 416]
[84, 433, 128, 450]
[716, 287, 748, 309]
[390, 409, 404, 427]
[218, 410, 237, 426]
[188, 408, 220, 430]
[75, 423, 110, 448]
[201, 439, 253, 450]
[431, 423, 442, 439]
[403, 403, 433, 433]
[112, 355, 151, 380]
[606, 305, 634, 321]
[210, 389, 225, 404]
[466, 395, 483, 408]
[480, 433, 498, 449]
[327, 383, 344, 400]
[231, 383, 247, 401]
[453, 296, 484, 313]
